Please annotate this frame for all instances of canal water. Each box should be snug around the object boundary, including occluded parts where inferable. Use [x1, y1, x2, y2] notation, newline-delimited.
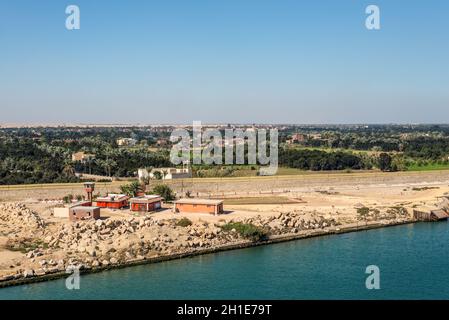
[2, 222, 449, 299]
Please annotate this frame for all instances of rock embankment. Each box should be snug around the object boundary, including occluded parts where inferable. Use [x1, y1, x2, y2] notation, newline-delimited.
[228, 211, 340, 234]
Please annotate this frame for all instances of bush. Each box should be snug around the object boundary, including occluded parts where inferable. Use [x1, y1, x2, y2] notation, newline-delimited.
[221, 222, 268, 242]
[176, 217, 192, 227]
[120, 181, 143, 197]
[63, 194, 74, 204]
[151, 184, 175, 201]
[357, 207, 370, 215]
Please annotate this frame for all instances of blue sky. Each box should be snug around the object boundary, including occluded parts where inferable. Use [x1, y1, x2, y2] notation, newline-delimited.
[0, 0, 448, 124]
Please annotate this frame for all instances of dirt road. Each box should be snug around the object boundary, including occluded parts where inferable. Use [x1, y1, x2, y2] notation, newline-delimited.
[1, 170, 448, 201]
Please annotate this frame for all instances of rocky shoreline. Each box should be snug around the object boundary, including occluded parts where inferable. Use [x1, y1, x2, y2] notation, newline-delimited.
[0, 200, 413, 288]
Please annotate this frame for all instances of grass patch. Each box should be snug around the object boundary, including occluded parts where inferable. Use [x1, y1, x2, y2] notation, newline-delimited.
[411, 186, 440, 191]
[4, 238, 47, 253]
[357, 207, 370, 215]
[407, 163, 449, 171]
[387, 206, 408, 216]
[221, 222, 268, 242]
[175, 217, 193, 227]
[275, 167, 309, 175]
[224, 197, 297, 205]
[316, 190, 340, 195]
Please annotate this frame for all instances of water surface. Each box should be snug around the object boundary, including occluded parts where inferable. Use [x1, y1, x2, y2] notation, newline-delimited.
[1, 222, 449, 299]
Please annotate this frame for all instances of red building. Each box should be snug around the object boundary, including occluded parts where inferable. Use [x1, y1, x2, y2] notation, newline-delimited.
[173, 199, 224, 215]
[130, 195, 163, 212]
[95, 194, 129, 209]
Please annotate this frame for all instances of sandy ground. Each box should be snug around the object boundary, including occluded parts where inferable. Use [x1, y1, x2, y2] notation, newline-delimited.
[1, 170, 449, 201]
[151, 182, 448, 224]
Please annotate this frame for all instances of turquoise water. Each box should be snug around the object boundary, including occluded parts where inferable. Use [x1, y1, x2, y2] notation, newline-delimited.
[2, 222, 449, 299]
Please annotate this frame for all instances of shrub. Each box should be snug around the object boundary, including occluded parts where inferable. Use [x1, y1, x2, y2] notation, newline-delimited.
[221, 222, 268, 242]
[357, 207, 370, 215]
[63, 194, 74, 204]
[151, 184, 175, 201]
[176, 217, 192, 227]
[120, 181, 143, 197]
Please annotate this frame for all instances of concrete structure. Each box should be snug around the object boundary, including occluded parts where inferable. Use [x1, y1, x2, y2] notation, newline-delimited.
[130, 195, 163, 212]
[95, 194, 129, 209]
[84, 182, 95, 202]
[173, 198, 224, 215]
[413, 207, 449, 221]
[437, 196, 449, 212]
[69, 206, 101, 221]
[53, 201, 92, 218]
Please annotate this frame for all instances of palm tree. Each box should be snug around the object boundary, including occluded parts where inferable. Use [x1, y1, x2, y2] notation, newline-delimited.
[62, 161, 76, 177]
[120, 181, 143, 197]
[104, 159, 117, 177]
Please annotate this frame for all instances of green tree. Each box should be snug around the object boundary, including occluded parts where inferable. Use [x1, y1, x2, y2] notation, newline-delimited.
[120, 181, 143, 197]
[151, 184, 175, 201]
[378, 153, 393, 172]
[153, 170, 163, 180]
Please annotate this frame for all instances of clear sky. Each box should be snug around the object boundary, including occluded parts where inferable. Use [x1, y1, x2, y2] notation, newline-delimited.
[0, 0, 448, 124]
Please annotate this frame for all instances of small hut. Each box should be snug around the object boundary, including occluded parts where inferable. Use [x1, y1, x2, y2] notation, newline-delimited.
[69, 206, 101, 221]
[173, 198, 224, 215]
[130, 195, 163, 212]
[95, 194, 129, 209]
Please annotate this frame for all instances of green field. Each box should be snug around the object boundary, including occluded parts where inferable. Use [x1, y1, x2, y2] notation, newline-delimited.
[223, 196, 298, 205]
[286, 145, 380, 155]
[406, 163, 449, 171]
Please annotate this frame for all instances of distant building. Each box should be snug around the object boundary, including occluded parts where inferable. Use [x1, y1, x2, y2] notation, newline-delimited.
[173, 198, 224, 215]
[309, 133, 322, 140]
[71, 151, 96, 163]
[139, 164, 191, 181]
[130, 195, 163, 212]
[117, 138, 137, 146]
[95, 194, 129, 209]
[156, 138, 169, 146]
[291, 133, 306, 142]
[287, 133, 306, 145]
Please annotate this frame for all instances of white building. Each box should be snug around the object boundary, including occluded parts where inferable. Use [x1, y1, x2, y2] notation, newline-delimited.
[116, 138, 137, 146]
[138, 166, 191, 180]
